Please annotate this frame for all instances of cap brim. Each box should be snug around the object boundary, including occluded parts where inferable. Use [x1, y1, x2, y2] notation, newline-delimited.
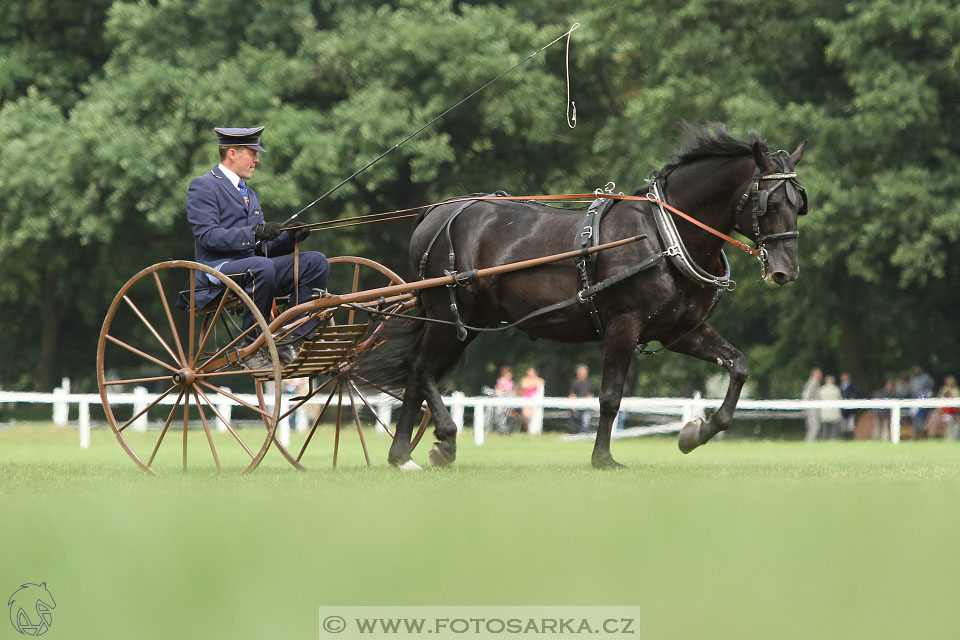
[246, 144, 266, 153]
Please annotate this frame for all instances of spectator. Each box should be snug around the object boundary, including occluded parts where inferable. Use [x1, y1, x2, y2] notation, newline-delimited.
[839, 372, 858, 440]
[519, 367, 545, 429]
[802, 368, 823, 442]
[568, 364, 595, 433]
[494, 366, 515, 396]
[819, 375, 843, 440]
[908, 366, 934, 434]
[937, 375, 960, 440]
[872, 380, 895, 440]
[492, 366, 519, 434]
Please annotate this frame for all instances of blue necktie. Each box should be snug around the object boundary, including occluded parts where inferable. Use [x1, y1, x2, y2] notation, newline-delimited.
[237, 179, 250, 207]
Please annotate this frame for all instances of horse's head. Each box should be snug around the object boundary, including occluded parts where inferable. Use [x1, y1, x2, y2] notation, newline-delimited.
[738, 137, 808, 285]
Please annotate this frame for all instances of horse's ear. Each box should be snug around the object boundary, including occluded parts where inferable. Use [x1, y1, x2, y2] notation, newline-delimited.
[751, 140, 770, 171]
[789, 140, 808, 167]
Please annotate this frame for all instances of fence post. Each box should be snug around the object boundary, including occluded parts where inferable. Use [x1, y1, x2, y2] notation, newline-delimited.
[527, 384, 544, 435]
[52, 377, 70, 426]
[216, 387, 231, 433]
[277, 396, 291, 447]
[79, 400, 90, 450]
[373, 398, 392, 434]
[473, 399, 485, 445]
[132, 386, 148, 432]
[451, 391, 465, 433]
[890, 403, 901, 444]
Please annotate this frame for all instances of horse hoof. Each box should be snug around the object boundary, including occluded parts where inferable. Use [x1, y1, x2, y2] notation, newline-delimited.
[393, 459, 422, 472]
[429, 443, 454, 468]
[678, 418, 704, 454]
[591, 456, 626, 470]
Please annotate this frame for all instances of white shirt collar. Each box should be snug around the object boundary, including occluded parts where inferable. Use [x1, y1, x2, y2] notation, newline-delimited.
[218, 163, 242, 189]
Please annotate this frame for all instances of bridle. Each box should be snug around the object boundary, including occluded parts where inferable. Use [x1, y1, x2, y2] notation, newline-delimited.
[734, 150, 807, 278]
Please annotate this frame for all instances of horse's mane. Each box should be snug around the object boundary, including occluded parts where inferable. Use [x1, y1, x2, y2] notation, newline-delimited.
[655, 123, 767, 178]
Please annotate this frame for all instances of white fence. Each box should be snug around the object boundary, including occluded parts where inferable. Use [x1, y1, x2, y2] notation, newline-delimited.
[4, 379, 960, 450]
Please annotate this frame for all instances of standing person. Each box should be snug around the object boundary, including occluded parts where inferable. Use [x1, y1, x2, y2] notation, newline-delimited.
[819, 375, 843, 440]
[872, 380, 895, 440]
[908, 366, 934, 434]
[568, 364, 595, 433]
[936, 375, 960, 440]
[839, 372, 859, 439]
[492, 366, 517, 433]
[802, 368, 823, 442]
[183, 126, 329, 368]
[519, 367, 545, 430]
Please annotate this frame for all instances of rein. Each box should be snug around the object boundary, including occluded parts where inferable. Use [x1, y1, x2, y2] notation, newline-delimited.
[287, 192, 760, 257]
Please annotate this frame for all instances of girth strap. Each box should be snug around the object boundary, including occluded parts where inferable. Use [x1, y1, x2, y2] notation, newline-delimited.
[573, 197, 616, 337]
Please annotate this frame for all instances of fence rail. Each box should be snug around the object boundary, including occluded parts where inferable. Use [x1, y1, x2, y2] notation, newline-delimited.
[3, 382, 959, 450]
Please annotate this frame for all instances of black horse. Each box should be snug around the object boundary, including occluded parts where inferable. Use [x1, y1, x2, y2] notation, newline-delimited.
[364, 126, 807, 469]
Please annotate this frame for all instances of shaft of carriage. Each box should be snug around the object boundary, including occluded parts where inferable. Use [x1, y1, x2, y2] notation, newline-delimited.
[215, 233, 649, 368]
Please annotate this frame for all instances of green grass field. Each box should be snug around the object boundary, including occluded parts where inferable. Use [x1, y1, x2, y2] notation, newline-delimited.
[2, 424, 959, 639]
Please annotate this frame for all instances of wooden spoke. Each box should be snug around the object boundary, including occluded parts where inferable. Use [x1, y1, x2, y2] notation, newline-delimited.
[351, 374, 404, 402]
[153, 271, 187, 365]
[198, 381, 275, 419]
[296, 385, 339, 463]
[182, 388, 190, 472]
[104, 375, 174, 387]
[194, 386, 255, 460]
[105, 334, 179, 373]
[345, 383, 372, 467]
[123, 295, 182, 366]
[192, 390, 222, 473]
[196, 323, 260, 372]
[333, 384, 343, 468]
[192, 288, 233, 368]
[147, 388, 186, 467]
[187, 268, 196, 365]
[348, 263, 361, 324]
[348, 379, 394, 437]
[117, 385, 178, 433]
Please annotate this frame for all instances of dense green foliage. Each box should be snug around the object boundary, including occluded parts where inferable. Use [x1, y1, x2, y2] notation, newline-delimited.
[2, 0, 958, 395]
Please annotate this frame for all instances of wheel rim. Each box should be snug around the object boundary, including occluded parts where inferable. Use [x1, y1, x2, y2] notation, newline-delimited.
[96, 260, 281, 474]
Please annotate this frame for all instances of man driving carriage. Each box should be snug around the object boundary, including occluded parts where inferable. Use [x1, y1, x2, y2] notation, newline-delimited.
[184, 126, 329, 367]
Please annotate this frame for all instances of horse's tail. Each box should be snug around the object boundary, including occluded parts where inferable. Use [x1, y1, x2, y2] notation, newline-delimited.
[353, 315, 427, 395]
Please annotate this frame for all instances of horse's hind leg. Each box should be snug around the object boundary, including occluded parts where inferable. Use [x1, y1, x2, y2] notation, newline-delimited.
[592, 315, 642, 469]
[667, 322, 748, 453]
[423, 326, 476, 467]
[388, 388, 427, 470]
[397, 322, 473, 468]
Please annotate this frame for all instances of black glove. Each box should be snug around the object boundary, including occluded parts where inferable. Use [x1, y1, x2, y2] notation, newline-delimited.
[288, 226, 310, 243]
[253, 222, 282, 241]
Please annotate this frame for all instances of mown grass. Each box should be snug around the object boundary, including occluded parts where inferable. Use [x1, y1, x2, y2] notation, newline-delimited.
[2, 424, 959, 639]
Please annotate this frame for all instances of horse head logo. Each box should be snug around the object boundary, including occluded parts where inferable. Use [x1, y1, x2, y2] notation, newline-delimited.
[8, 582, 56, 636]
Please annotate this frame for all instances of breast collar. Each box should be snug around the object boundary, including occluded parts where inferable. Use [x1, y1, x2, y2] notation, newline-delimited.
[648, 178, 735, 290]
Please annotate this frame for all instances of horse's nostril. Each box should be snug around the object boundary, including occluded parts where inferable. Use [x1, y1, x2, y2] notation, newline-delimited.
[773, 272, 789, 285]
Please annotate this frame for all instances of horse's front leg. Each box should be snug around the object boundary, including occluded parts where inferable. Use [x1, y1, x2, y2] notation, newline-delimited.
[592, 315, 642, 469]
[667, 322, 748, 453]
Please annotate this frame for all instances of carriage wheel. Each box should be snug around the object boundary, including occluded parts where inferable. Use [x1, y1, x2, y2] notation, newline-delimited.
[270, 256, 430, 469]
[96, 260, 281, 474]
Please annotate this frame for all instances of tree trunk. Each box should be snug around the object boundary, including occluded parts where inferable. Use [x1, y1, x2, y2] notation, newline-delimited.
[35, 265, 61, 390]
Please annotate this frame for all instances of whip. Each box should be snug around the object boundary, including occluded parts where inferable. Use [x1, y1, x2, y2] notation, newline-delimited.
[282, 23, 580, 228]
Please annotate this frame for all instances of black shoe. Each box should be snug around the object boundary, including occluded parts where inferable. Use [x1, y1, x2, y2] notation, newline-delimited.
[278, 344, 299, 366]
[242, 348, 273, 372]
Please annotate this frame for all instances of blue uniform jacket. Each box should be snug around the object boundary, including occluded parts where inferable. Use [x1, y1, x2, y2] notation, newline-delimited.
[183, 165, 295, 309]
[186, 165, 294, 264]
